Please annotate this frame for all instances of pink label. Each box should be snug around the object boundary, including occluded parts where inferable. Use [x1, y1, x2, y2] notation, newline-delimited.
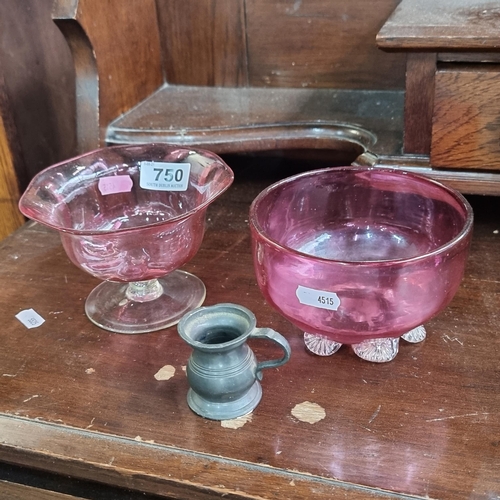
[98, 175, 133, 195]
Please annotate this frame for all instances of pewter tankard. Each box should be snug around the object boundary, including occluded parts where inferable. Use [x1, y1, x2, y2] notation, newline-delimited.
[178, 303, 291, 420]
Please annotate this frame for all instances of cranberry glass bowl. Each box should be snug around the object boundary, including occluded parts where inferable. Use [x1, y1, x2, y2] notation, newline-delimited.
[19, 144, 233, 334]
[249, 167, 473, 362]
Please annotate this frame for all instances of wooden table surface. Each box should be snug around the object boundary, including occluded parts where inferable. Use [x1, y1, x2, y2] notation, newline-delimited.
[0, 168, 499, 499]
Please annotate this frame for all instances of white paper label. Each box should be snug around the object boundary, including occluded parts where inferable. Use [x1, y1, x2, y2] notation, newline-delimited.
[140, 161, 191, 191]
[296, 285, 340, 311]
[15, 309, 45, 329]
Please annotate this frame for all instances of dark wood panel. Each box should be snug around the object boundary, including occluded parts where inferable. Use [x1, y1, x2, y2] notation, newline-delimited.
[403, 53, 436, 155]
[377, 0, 500, 50]
[246, 0, 406, 89]
[156, 0, 248, 86]
[54, 0, 164, 150]
[438, 52, 500, 64]
[0, 0, 75, 181]
[431, 65, 500, 170]
[0, 170, 499, 499]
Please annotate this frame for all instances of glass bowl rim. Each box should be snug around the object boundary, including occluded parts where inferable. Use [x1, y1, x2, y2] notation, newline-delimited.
[249, 166, 474, 266]
[19, 143, 234, 236]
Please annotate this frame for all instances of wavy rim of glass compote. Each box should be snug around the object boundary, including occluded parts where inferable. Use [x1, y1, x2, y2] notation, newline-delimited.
[19, 143, 234, 236]
[18, 144, 234, 334]
[249, 166, 474, 266]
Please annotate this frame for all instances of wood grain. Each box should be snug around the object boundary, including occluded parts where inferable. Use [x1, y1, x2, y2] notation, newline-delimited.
[107, 85, 404, 157]
[431, 65, 500, 170]
[377, 0, 500, 50]
[0, 481, 85, 500]
[246, 0, 406, 90]
[378, 155, 500, 196]
[0, 170, 499, 499]
[53, 0, 164, 150]
[0, 75, 26, 240]
[403, 53, 437, 155]
[156, 0, 248, 87]
[0, 0, 75, 180]
[156, 0, 406, 90]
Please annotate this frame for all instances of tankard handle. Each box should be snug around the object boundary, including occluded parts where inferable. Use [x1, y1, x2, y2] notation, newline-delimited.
[250, 328, 291, 380]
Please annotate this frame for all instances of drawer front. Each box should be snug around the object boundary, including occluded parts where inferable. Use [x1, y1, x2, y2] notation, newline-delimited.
[431, 66, 500, 170]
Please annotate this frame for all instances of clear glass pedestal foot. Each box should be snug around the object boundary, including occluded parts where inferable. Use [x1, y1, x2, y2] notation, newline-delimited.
[352, 337, 399, 363]
[401, 325, 427, 343]
[304, 333, 342, 356]
[85, 270, 206, 334]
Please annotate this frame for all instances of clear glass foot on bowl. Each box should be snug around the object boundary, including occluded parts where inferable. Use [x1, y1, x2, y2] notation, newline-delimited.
[303, 324, 427, 362]
[401, 325, 427, 343]
[352, 337, 399, 363]
[85, 270, 206, 334]
[304, 332, 342, 356]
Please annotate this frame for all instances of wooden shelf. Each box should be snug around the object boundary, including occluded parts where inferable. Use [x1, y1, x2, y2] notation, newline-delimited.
[106, 85, 404, 157]
[0, 170, 499, 499]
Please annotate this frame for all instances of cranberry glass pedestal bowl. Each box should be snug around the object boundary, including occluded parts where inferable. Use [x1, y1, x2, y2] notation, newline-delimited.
[19, 144, 233, 334]
[250, 167, 473, 362]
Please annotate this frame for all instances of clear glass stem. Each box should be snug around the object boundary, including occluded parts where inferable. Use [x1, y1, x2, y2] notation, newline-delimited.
[126, 279, 164, 303]
[352, 337, 399, 363]
[304, 332, 342, 356]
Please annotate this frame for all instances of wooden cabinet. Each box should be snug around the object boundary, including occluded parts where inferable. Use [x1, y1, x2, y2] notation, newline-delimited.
[3, 0, 500, 201]
[432, 65, 500, 170]
[377, 0, 500, 194]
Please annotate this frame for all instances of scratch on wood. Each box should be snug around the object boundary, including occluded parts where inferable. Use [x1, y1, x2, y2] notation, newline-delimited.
[2, 360, 27, 378]
[23, 395, 40, 403]
[442, 334, 464, 345]
[209, 235, 247, 264]
[368, 405, 381, 424]
[426, 412, 490, 422]
[286, 0, 302, 14]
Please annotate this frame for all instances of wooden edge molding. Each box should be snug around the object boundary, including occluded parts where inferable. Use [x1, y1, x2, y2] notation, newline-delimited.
[378, 155, 500, 195]
[52, 17, 99, 154]
[0, 414, 419, 500]
[107, 121, 375, 156]
[0, 480, 86, 500]
[52, 0, 163, 151]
